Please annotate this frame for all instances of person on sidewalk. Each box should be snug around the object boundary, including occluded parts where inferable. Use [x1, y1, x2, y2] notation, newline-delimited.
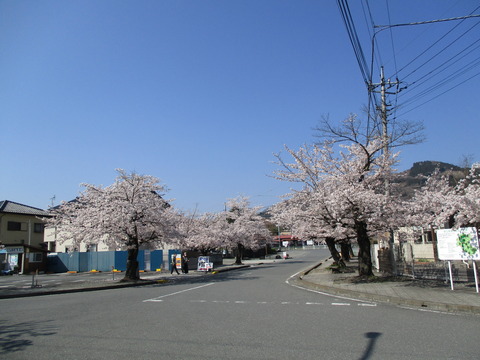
[181, 252, 189, 274]
[170, 254, 179, 275]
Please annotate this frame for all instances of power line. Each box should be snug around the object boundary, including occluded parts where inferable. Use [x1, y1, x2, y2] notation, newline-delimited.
[337, 0, 381, 130]
[397, 68, 480, 117]
[374, 13, 480, 30]
[367, 5, 480, 121]
[400, 56, 480, 111]
[400, 18, 480, 81]
[398, 38, 480, 98]
[392, 5, 480, 79]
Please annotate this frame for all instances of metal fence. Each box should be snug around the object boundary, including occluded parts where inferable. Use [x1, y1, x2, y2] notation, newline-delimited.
[47, 250, 163, 273]
[374, 242, 478, 282]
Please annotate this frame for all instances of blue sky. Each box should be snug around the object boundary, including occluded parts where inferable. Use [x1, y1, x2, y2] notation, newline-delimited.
[1, 0, 479, 213]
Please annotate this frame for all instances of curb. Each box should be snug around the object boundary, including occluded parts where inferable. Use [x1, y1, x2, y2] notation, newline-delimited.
[294, 260, 480, 316]
[0, 265, 253, 300]
[0, 280, 160, 299]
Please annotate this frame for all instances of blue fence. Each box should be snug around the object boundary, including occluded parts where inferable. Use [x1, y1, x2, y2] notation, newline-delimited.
[47, 250, 163, 273]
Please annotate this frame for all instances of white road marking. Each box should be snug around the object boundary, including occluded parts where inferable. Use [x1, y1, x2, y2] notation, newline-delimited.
[286, 270, 377, 306]
[143, 282, 215, 302]
[146, 299, 379, 310]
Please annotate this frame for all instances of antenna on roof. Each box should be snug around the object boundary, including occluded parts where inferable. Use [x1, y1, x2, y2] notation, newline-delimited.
[50, 195, 56, 208]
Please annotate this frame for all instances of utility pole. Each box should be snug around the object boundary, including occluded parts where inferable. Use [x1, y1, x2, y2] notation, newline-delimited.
[369, 66, 402, 275]
[369, 66, 401, 158]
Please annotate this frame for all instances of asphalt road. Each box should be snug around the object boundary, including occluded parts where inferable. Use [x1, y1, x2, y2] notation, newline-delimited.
[1, 249, 478, 359]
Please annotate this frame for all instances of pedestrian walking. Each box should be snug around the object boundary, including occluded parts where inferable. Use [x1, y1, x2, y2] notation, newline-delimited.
[170, 254, 179, 275]
[181, 252, 189, 274]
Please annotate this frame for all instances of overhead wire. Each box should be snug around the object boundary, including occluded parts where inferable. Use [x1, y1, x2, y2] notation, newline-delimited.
[391, 5, 480, 79]
[400, 56, 480, 110]
[387, 0, 466, 80]
[399, 37, 480, 99]
[400, 17, 480, 82]
[340, 1, 480, 126]
[361, 0, 382, 129]
[337, 0, 372, 87]
[397, 67, 480, 117]
[370, 3, 480, 119]
[337, 0, 380, 132]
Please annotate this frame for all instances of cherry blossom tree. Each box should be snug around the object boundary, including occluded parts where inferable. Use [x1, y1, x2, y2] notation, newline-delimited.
[404, 164, 480, 233]
[47, 169, 177, 281]
[174, 211, 225, 255]
[450, 163, 480, 228]
[273, 140, 397, 276]
[220, 196, 272, 265]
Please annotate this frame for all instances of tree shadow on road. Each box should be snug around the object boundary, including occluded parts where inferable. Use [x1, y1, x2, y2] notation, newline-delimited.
[0, 320, 57, 355]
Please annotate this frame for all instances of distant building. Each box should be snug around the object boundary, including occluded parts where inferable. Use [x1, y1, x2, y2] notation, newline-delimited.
[0, 200, 51, 274]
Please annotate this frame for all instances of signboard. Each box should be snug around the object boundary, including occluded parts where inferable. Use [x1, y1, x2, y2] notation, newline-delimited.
[5, 247, 24, 254]
[197, 256, 213, 271]
[174, 254, 182, 270]
[436, 227, 480, 261]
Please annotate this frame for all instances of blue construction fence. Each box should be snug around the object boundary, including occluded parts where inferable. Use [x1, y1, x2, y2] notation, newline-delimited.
[47, 250, 163, 273]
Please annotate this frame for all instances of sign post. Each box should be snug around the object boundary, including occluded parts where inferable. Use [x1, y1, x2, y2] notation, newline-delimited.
[436, 227, 480, 293]
[197, 256, 212, 272]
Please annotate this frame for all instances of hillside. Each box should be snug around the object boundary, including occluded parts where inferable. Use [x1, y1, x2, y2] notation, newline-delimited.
[393, 160, 467, 199]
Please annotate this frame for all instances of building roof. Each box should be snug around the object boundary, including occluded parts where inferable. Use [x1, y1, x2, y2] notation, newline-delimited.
[0, 200, 50, 217]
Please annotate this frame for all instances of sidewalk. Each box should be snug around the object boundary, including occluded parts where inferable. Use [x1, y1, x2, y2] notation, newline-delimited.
[296, 257, 480, 315]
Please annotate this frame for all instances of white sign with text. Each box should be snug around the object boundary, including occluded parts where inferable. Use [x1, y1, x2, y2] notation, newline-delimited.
[436, 227, 480, 261]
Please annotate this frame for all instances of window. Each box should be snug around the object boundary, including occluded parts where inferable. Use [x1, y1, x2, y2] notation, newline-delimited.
[86, 244, 97, 252]
[28, 253, 43, 262]
[7, 222, 27, 231]
[34, 223, 44, 233]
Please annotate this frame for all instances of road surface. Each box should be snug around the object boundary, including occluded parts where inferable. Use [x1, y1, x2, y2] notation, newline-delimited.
[1, 249, 478, 359]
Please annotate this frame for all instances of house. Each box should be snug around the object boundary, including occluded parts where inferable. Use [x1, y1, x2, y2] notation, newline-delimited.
[0, 200, 51, 274]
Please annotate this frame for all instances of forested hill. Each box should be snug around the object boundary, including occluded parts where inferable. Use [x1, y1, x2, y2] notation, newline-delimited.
[408, 161, 463, 176]
[394, 160, 467, 199]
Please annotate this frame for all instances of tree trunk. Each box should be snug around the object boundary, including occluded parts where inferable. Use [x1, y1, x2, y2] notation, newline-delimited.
[431, 225, 439, 262]
[325, 237, 346, 268]
[355, 220, 374, 276]
[123, 246, 140, 281]
[340, 243, 351, 262]
[234, 243, 244, 265]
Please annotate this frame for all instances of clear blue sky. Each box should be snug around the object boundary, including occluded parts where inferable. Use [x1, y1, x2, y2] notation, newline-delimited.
[1, 0, 479, 213]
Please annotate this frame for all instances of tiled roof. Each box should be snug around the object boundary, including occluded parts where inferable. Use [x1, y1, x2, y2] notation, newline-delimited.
[0, 200, 50, 217]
